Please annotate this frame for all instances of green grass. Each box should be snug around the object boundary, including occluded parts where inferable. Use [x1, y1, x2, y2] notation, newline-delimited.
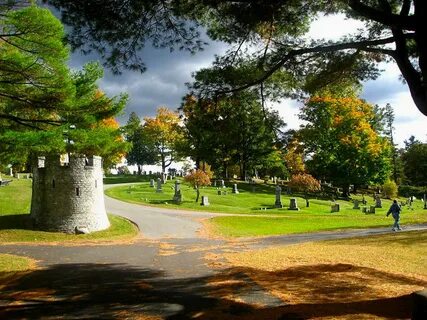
[209, 212, 426, 237]
[0, 177, 32, 215]
[0, 177, 138, 243]
[103, 174, 151, 185]
[106, 181, 427, 237]
[0, 214, 138, 243]
[0, 254, 35, 273]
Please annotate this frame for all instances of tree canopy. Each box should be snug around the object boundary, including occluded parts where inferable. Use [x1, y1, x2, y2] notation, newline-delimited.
[44, 0, 427, 116]
[401, 140, 427, 186]
[298, 94, 392, 195]
[142, 107, 184, 174]
[124, 112, 158, 174]
[181, 92, 286, 178]
[0, 5, 128, 167]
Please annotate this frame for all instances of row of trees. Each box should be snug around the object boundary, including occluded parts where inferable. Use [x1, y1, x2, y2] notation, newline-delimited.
[125, 92, 286, 180]
[125, 85, 426, 197]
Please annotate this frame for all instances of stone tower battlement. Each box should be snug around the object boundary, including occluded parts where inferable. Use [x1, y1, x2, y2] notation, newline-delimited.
[30, 155, 110, 233]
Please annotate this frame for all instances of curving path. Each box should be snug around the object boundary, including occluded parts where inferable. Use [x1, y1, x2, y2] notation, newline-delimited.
[0, 184, 426, 319]
[104, 184, 221, 239]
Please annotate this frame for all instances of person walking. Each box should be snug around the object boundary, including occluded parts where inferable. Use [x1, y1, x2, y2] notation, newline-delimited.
[387, 199, 402, 231]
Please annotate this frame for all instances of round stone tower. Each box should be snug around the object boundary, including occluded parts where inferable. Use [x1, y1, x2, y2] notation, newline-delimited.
[30, 155, 110, 233]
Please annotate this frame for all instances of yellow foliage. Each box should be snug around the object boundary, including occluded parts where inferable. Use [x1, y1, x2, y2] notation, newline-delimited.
[143, 106, 183, 145]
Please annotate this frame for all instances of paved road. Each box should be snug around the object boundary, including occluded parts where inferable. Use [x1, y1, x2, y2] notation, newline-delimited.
[105, 194, 218, 239]
[1, 184, 426, 319]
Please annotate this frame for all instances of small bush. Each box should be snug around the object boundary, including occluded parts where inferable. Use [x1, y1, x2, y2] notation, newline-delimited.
[382, 180, 398, 199]
[289, 173, 321, 193]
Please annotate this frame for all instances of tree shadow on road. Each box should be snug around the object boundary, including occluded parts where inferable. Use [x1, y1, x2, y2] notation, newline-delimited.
[0, 261, 423, 319]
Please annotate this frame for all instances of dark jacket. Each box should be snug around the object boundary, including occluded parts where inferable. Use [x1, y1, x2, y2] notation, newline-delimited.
[387, 203, 401, 217]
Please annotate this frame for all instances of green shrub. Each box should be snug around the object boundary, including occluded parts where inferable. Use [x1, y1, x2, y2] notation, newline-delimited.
[382, 180, 398, 199]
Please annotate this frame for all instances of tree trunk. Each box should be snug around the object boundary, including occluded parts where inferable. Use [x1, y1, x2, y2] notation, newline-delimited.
[305, 193, 309, 207]
[223, 161, 228, 179]
[195, 187, 200, 203]
[137, 165, 142, 175]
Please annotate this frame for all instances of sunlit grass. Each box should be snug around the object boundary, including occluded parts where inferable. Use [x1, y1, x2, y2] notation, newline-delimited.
[106, 181, 427, 237]
[0, 178, 138, 243]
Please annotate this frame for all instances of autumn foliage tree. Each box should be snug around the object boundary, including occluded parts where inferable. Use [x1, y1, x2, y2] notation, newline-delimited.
[143, 107, 184, 176]
[284, 139, 305, 175]
[288, 173, 321, 207]
[91, 116, 128, 170]
[299, 95, 392, 196]
[184, 169, 211, 202]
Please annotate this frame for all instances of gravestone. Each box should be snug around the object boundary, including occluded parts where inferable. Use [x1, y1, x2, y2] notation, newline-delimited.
[149, 179, 155, 187]
[173, 180, 182, 204]
[250, 180, 256, 192]
[362, 196, 367, 205]
[353, 200, 360, 209]
[232, 184, 239, 194]
[365, 206, 376, 214]
[220, 179, 226, 188]
[201, 195, 210, 206]
[9, 167, 13, 177]
[331, 203, 340, 212]
[288, 198, 299, 211]
[156, 178, 162, 193]
[274, 185, 283, 208]
[375, 196, 382, 208]
[217, 190, 222, 195]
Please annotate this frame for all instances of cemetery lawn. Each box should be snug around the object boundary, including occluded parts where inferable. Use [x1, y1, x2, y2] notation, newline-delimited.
[222, 231, 426, 319]
[106, 182, 427, 237]
[0, 254, 36, 275]
[0, 177, 138, 243]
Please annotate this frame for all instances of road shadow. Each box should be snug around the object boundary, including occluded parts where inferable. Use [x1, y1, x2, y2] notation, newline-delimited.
[0, 262, 423, 319]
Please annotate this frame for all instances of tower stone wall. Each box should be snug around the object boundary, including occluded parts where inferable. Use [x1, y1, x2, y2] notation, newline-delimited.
[30, 155, 110, 233]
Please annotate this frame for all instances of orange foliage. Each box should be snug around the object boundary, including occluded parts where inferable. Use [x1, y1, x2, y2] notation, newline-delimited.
[100, 117, 120, 129]
[288, 173, 321, 193]
[184, 169, 211, 188]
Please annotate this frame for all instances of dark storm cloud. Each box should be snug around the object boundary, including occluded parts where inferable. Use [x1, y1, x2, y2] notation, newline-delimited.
[69, 40, 228, 123]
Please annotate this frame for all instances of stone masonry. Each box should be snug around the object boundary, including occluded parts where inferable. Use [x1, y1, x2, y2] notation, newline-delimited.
[30, 155, 110, 233]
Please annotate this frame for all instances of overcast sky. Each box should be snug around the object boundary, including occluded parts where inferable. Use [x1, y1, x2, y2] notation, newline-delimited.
[69, 14, 426, 148]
